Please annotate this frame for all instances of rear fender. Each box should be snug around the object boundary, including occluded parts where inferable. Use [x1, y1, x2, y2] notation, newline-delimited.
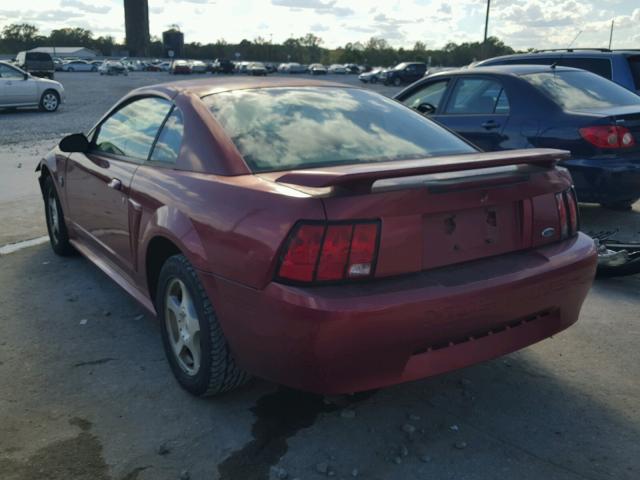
[138, 205, 209, 275]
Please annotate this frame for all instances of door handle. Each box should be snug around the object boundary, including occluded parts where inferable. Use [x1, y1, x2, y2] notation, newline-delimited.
[107, 178, 122, 190]
[481, 120, 500, 130]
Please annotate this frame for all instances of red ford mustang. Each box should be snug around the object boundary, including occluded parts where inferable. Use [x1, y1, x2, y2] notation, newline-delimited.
[37, 77, 597, 396]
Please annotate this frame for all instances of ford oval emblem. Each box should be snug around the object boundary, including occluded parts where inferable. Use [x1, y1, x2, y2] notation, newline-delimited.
[541, 227, 556, 238]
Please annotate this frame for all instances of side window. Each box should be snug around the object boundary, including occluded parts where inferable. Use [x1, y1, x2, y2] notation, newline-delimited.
[558, 58, 612, 80]
[444, 78, 510, 114]
[0, 64, 24, 79]
[401, 80, 449, 111]
[93, 97, 172, 162]
[149, 107, 184, 164]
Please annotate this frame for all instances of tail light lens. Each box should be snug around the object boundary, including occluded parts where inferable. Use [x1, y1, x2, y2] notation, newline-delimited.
[555, 188, 579, 239]
[277, 221, 380, 283]
[579, 125, 635, 149]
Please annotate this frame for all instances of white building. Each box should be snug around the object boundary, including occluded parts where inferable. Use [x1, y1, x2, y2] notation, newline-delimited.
[28, 46, 98, 59]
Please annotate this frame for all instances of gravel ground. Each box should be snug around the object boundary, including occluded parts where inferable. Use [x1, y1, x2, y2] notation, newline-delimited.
[0, 71, 639, 480]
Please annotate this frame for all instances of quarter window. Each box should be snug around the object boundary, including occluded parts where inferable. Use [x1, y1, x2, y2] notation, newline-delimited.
[445, 78, 510, 114]
[93, 97, 172, 162]
[150, 107, 184, 164]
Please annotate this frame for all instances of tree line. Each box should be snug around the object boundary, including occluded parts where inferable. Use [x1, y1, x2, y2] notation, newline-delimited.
[0, 23, 516, 67]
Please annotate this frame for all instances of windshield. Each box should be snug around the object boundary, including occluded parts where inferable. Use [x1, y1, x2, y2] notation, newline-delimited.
[394, 63, 408, 71]
[522, 70, 640, 111]
[204, 87, 474, 172]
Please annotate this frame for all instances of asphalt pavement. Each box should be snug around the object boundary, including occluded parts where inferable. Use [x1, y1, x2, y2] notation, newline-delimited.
[0, 71, 639, 480]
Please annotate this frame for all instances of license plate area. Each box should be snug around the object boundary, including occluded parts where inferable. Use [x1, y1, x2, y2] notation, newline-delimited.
[422, 202, 522, 269]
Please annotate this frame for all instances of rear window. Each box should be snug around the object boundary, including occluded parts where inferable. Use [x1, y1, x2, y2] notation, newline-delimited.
[627, 55, 640, 91]
[522, 70, 640, 111]
[204, 87, 475, 172]
[26, 52, 51, 61]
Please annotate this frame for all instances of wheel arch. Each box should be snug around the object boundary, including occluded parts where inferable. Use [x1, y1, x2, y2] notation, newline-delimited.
[140, 206, 210, 304]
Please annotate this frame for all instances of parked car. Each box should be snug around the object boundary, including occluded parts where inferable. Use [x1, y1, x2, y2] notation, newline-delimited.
[190, 60, 208, 73]
[394, 64, 640, 209]
[476, 49, 640, 94]
[264, 62, 278, 74]
[98, 61, 128, 76]
[15, 51, 55, 79]
[328, 64, 347, 74]
[38, 77, 596, 396]
[381, 62, 427, 86]
[344, 63, 361, 74]
[283, 62, 307, 74]
[247, 62, 267, 76]
[235, 61, 250, 74]
[170, 60, 192, 74]
[358, 67, 383, 84]
[0, 61, 64, 111]
[143, 63, 163, 72]
[308, 63, 327, 75]
[62, 60, 96, 72]
[213, 58, 235, 74]
[53, 58, 64, 72]
[90, 60, 104, 68]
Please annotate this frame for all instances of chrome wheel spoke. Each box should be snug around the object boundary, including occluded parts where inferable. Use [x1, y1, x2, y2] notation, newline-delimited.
[165, 278, 201, 375]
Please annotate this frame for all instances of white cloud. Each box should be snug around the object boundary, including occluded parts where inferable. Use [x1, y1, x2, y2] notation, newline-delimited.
[0, 0, 637, 50]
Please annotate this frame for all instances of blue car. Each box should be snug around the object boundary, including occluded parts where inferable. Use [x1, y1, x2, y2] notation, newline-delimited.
[394, 65, 640, 209]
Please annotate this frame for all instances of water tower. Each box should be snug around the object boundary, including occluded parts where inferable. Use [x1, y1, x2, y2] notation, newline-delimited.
[124, 0, 150, 57]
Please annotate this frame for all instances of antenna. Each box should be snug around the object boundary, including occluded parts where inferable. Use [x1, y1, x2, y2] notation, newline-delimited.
[568, 30, 583, 49]
[608, 19, 614, 49]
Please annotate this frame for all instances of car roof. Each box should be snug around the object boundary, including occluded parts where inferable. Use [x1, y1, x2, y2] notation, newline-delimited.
[484, 50, 639, 61]
[134, 77, 354, 98]
[431, 64, 583, 78]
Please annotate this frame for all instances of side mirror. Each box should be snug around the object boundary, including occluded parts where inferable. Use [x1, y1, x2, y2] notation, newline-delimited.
[59, 133, 89, 153]
[416, 102, 436, 115]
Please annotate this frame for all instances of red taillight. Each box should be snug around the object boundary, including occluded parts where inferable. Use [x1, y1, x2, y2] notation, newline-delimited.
[278, 224, 324, 282]
[565, 189, 579, 235]
[579, 125, 636, 149]
[556, 192, 568, 239]
[555, 188, 579, 239]
[277, 221, 380, 283]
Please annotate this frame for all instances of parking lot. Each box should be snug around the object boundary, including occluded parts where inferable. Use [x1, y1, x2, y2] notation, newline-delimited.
[1, 72, 639, 480]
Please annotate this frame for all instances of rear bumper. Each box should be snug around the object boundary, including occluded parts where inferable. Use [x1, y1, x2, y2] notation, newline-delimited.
[200, 233, 597, 394]
[563, 157, 640, 203]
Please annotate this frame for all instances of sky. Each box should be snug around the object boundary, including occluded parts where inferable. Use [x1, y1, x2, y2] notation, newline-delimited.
[0, 0, 639, 50]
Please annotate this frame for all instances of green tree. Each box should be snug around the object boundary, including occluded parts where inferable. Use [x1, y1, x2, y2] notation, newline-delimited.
[0, 23, 39, 52]
[48, 27, 93, 47]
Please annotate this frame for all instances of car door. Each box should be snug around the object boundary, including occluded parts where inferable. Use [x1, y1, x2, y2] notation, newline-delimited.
[435, 76, 511, 151]
[64, 96, 173, 273]
[0, 63, 37, 105]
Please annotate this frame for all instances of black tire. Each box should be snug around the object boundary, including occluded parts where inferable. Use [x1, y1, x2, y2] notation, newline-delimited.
[393, 77, 402, 87]
[43, 175, 75, 256]
[600, 200, 636, 211]
[39, 90, 60, 112]
[597, 258, 640, 277]
[370, 77, 377, 84]
[157, 254, 250, 396]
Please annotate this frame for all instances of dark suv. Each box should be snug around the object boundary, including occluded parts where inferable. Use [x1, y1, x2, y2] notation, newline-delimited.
[382, 62, 427, 86]
[476, 49, 640, 94]
[15, 51, 55, 79]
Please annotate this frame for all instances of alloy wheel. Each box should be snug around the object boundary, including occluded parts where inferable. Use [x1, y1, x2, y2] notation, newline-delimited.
[164, 278, 201, 376]
[42, 93, 58, 111]
[47, 190, 59, 244]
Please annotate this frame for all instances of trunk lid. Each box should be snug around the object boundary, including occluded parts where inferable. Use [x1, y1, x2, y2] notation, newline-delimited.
[272, 149, 572, 278]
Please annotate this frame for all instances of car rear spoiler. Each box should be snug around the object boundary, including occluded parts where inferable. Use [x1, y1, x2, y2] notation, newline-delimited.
[274, 149, 570, 192]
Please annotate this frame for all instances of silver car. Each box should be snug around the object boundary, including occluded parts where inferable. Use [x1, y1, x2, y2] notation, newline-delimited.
[0, 61, 64, 112]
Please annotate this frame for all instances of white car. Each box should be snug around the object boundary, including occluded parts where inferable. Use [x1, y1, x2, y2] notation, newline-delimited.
[190, 60, 208, 73]
[0, 61, 64, 111]
[328, 64, 347, 74]
[62, 60, 96, 72]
